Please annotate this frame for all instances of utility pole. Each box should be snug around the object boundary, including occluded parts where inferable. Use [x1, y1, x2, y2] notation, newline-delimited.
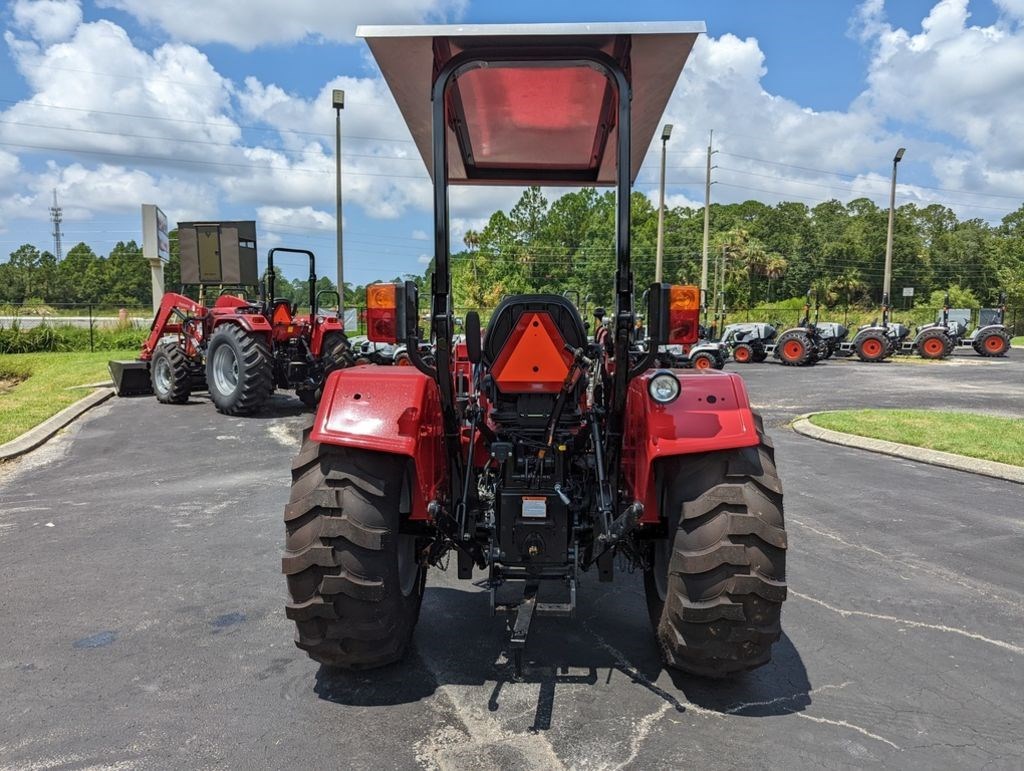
[333, 89, 346, 322]
[700, 130, 716, 323]
[49, 189, 63, 261]
[882, 147, 905, 325]
[655, 124, 672, 283]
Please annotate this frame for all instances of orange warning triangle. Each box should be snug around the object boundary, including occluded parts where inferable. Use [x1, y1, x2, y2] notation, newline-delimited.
[492, 312, 570, 393]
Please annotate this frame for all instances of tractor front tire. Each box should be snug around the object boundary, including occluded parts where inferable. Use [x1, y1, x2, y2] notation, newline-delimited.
[917, 329, 950, 360]
[150, 341, 193, 404]
[691, 352, 716, 371]
[644, 415, 786, 678]
[974, 329, 1011, 357]
[854, 331, 888, 362]
[776, 331, 812, 366]
[732, 343, 754, 364]
[283, 429, 425, 669]
[206, 324, 273, 415]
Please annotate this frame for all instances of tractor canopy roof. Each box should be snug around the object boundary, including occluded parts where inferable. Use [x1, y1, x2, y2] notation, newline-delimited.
[357, 22, 704, 186]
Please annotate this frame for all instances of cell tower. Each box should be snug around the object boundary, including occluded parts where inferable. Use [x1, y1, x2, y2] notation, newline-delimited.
[49, 189, 64, 261]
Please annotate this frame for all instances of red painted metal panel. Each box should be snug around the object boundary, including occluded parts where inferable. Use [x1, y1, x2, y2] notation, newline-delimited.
[622, 370, 760, 523]
[312, 366, 446, 520]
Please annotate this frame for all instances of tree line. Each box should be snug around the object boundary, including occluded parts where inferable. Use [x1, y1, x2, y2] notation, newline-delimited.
[3, 193, 1023, 312]
[0, 231, 364, 310]
[427, 188, 1024, 313]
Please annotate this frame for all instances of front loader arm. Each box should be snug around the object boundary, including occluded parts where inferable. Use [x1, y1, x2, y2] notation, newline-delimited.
[140, 292, 205, 360]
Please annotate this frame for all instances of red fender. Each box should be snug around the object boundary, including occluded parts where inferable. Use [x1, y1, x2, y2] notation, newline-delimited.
[311, 365, 446, 520]
[308, 316, 346, 356]
[623, 370, 761, 523]
[211, 312, 273, 335]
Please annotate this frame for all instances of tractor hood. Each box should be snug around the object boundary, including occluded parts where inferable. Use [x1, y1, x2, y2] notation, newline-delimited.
[357, 22, 704, 186]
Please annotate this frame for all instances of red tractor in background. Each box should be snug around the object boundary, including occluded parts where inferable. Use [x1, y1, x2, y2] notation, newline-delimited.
[283, 22, 787, 677]
[110, 246, 351, 414]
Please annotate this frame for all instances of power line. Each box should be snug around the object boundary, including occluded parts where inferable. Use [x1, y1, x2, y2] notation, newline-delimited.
[0, 138, 430, 179]
[0, 96, 416, 144]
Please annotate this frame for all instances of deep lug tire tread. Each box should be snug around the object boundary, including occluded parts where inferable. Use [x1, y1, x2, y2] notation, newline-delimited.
[776, 330, 812, 366]
[732, 343, 754, 364]
[917, 328, 951, 360]
[974, 329, 1010, 357]
[855, 330, 888, 363]
[282, 422, 425, 669]
[206, 323, 273, 415]
[151, 341, 193, 404]
[644, 415, 787, 678]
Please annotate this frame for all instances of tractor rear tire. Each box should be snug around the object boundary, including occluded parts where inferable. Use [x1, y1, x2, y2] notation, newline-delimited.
[776, 331, 812, 366]
[296, 331, 352, 409]
[752, 348, 769, 363]
[855, 331, 888, 362]
[732, 343, 754, 364]
[644, 413, 786, 678]
[974, 329, 1010, 357]
[150, 341, 192, 404]
[283, 427, 425, 669]
[691, 352, 716, 371]
[206, 324, 273, 415]
[322, 331, 354, 374]
[917, 329, 950, 360]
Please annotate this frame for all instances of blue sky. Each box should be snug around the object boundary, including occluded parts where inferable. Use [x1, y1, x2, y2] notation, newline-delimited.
[1, 0, 1022, 286]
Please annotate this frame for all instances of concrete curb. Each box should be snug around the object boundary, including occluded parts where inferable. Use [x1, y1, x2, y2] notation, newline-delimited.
[0, 387, 115, 462]
[791, 412, 1024, 486]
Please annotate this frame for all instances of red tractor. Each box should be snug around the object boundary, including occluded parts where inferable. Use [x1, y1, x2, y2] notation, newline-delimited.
[110, 247, 350, 413]
[283, 23, 787, 677]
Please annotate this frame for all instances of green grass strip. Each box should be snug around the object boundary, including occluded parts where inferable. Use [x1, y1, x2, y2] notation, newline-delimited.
[0, 349, 136, 445]
[809, 409, 1024, 467]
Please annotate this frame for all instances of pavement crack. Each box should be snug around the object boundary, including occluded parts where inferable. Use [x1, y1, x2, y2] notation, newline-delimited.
[791, 590, 1024, 655]
[795, 713, 901, 750]
[723, 681, 852, 715]
[788, 518, 1024, 615]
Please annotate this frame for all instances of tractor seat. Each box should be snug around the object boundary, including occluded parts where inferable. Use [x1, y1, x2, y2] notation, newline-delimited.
[482, 294, 587, 366]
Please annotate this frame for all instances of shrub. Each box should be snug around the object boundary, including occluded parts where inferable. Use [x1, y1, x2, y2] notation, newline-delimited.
[0, 319, 147, 354]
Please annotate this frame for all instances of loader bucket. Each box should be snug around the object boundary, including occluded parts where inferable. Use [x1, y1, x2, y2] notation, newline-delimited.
[108, 360, 152, 396]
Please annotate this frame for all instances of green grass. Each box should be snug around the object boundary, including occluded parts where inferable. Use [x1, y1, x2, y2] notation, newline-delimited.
[1012, 336, 1024, 347]
[809, 409, 1024, 467]
[0, 349, 135, 445]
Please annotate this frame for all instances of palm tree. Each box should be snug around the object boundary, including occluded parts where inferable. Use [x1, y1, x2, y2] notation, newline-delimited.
[830, 268, 867, 309]
[764, 255, 788, 302]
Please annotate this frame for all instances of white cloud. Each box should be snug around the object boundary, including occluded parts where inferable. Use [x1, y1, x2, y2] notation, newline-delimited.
[257, 205, 336, 232]
[1, 20, 239, 160]
[12, 0, 82, 44]
[850, 0, 1024, 202]
[0, 161, 215, 230]
[417, 253, 431, 264]
[96, 0, 466, 50]
[993, 0, 1024, 20]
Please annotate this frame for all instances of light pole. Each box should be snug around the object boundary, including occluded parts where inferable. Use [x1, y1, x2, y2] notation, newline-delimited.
[333, 88, 345, 320]
[655, 123, 672, 283]
[882, 147, 905, 325]
[700, 129, 717, 325]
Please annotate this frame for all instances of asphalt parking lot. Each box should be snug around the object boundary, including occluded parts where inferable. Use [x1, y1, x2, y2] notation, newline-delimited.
[1, 353, 1023, 769]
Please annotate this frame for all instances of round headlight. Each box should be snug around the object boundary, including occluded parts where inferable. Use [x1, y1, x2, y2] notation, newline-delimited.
[648, 371, 680, 404]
